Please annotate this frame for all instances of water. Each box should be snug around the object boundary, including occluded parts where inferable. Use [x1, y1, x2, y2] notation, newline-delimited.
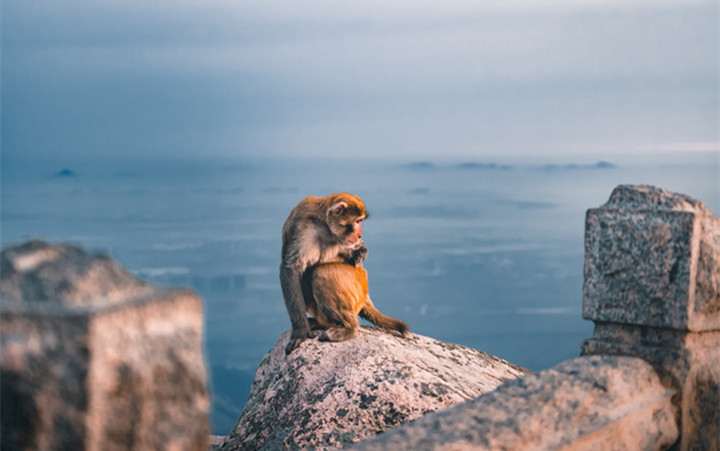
[1, 152, 717, 434]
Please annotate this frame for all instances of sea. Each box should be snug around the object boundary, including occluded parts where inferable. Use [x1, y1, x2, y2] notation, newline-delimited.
[1, 151, 717, 434]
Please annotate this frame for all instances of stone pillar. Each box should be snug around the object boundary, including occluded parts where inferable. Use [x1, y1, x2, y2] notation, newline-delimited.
[581, 185, 720, 450]
[1, 241, 210, 450]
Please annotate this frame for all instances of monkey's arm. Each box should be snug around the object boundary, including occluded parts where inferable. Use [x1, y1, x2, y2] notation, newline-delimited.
[280, 263, 313, 354]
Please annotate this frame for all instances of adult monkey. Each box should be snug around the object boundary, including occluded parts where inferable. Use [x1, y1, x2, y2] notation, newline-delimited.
[280, 193, 368, 354]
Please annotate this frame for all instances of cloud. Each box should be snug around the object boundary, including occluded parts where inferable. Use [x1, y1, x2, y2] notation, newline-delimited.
[3, 0, 717, 159]
[629, 142, 720, 152]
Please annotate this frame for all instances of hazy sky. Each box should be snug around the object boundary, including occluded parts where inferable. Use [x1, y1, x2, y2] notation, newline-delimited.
[2, 0, 718, 160]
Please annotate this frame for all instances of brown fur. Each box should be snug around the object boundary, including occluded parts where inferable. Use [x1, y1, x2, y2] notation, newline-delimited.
[308, 262, 410, 342]
[280, 193, 368, 354]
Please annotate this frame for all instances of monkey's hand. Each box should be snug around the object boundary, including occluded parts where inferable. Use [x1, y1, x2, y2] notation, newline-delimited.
[285, 337, 304, 354]
[346, 241, 368, 267]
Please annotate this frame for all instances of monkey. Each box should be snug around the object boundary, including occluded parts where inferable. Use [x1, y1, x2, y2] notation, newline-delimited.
[306, 261, 410, 342]
[280, 193, 370, 354]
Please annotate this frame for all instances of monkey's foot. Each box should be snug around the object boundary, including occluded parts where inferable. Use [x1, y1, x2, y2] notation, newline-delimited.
[319, 327, 357, 342]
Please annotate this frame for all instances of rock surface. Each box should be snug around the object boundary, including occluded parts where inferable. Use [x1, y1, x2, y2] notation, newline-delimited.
[1, 240, 210, 450]
[354, 355, 679, 451]
[218, 327, 529, 450]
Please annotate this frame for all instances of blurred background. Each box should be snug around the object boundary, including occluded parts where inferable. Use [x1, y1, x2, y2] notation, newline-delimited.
[2, 0, 718, 435]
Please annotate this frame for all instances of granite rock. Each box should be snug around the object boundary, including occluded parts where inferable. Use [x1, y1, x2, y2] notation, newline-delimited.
[581, 185, 720, 450]
[217, 327, 528, 450]
[0, 241, 210, 450]
[599, 184, 712, 214]
[354, 356, 678, 451]
[581, 324, 719, 451]
[583, 184, 720, 331]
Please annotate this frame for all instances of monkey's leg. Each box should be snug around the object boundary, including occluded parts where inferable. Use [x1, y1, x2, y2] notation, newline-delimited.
[360, 296, 410, 337]
[280, 265, 313, 354]
[318, 305, 359, 342]
[307, 317, 327, 331]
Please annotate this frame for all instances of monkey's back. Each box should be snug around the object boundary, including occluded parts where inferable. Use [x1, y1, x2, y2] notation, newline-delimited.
[311, 263, 368, 315]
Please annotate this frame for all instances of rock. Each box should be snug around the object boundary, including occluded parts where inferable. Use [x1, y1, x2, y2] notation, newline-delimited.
[218, 327, 528, 450]
[1, 240, 153, 308]
[354, 356, 678, 451]
[53, 168, 77, 178]
[583, 184, 719, 331]
[581, 184, 720, 450]
[0, 240, 210, 450]
[598, 184, 711, 214]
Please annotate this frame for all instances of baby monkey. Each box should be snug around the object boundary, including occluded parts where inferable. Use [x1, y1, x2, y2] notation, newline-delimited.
[306, 257, 410, 342]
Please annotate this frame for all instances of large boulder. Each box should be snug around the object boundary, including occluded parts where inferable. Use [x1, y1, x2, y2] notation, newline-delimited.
[218, 327, 529, 450]
[0, 240, 210, 450]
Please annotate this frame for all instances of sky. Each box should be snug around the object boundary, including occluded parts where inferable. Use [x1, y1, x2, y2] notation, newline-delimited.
[2, 0, 718, 161]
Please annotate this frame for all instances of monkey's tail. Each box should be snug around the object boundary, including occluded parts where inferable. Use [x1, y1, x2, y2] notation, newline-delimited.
[359, 297, 410, 337]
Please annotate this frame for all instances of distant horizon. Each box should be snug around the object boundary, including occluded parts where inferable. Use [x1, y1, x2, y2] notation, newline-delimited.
[3, 148, 717, 218]
[0, 147, 720, 166]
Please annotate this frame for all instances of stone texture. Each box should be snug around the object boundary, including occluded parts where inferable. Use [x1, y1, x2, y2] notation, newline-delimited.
[581, 324, 719, 451]
[583, 184, 719, 331]
[581, 185, 719, 451]
[217, 327, 528, 450]
[354, 356, 679, 451]
[0, 240, 210, 450]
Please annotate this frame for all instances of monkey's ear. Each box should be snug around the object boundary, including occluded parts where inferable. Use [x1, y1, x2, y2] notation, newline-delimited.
[329, 202, 348, 216]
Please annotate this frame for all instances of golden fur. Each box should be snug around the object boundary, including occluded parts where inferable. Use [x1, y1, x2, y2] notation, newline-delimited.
[307, 262, 410, 342]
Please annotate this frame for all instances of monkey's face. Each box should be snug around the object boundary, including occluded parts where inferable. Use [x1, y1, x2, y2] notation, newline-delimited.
[334, 214, 365, 247]
[327, 198, 366, 247]
[342, 217, 364, 246]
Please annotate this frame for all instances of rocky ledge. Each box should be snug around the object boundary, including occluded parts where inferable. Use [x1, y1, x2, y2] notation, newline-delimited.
[217, 327, 529, 450]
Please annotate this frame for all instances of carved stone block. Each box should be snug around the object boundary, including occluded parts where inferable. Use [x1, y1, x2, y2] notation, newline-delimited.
[583, 184, 720, 331]
[1, 241, 209, 450]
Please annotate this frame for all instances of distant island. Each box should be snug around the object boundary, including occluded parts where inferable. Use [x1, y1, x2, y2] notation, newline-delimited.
[406, 161, 436, 170]
[53, 168, 77, 178]
[541, 161, 616, 171]
[456, 162, 513, 170]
